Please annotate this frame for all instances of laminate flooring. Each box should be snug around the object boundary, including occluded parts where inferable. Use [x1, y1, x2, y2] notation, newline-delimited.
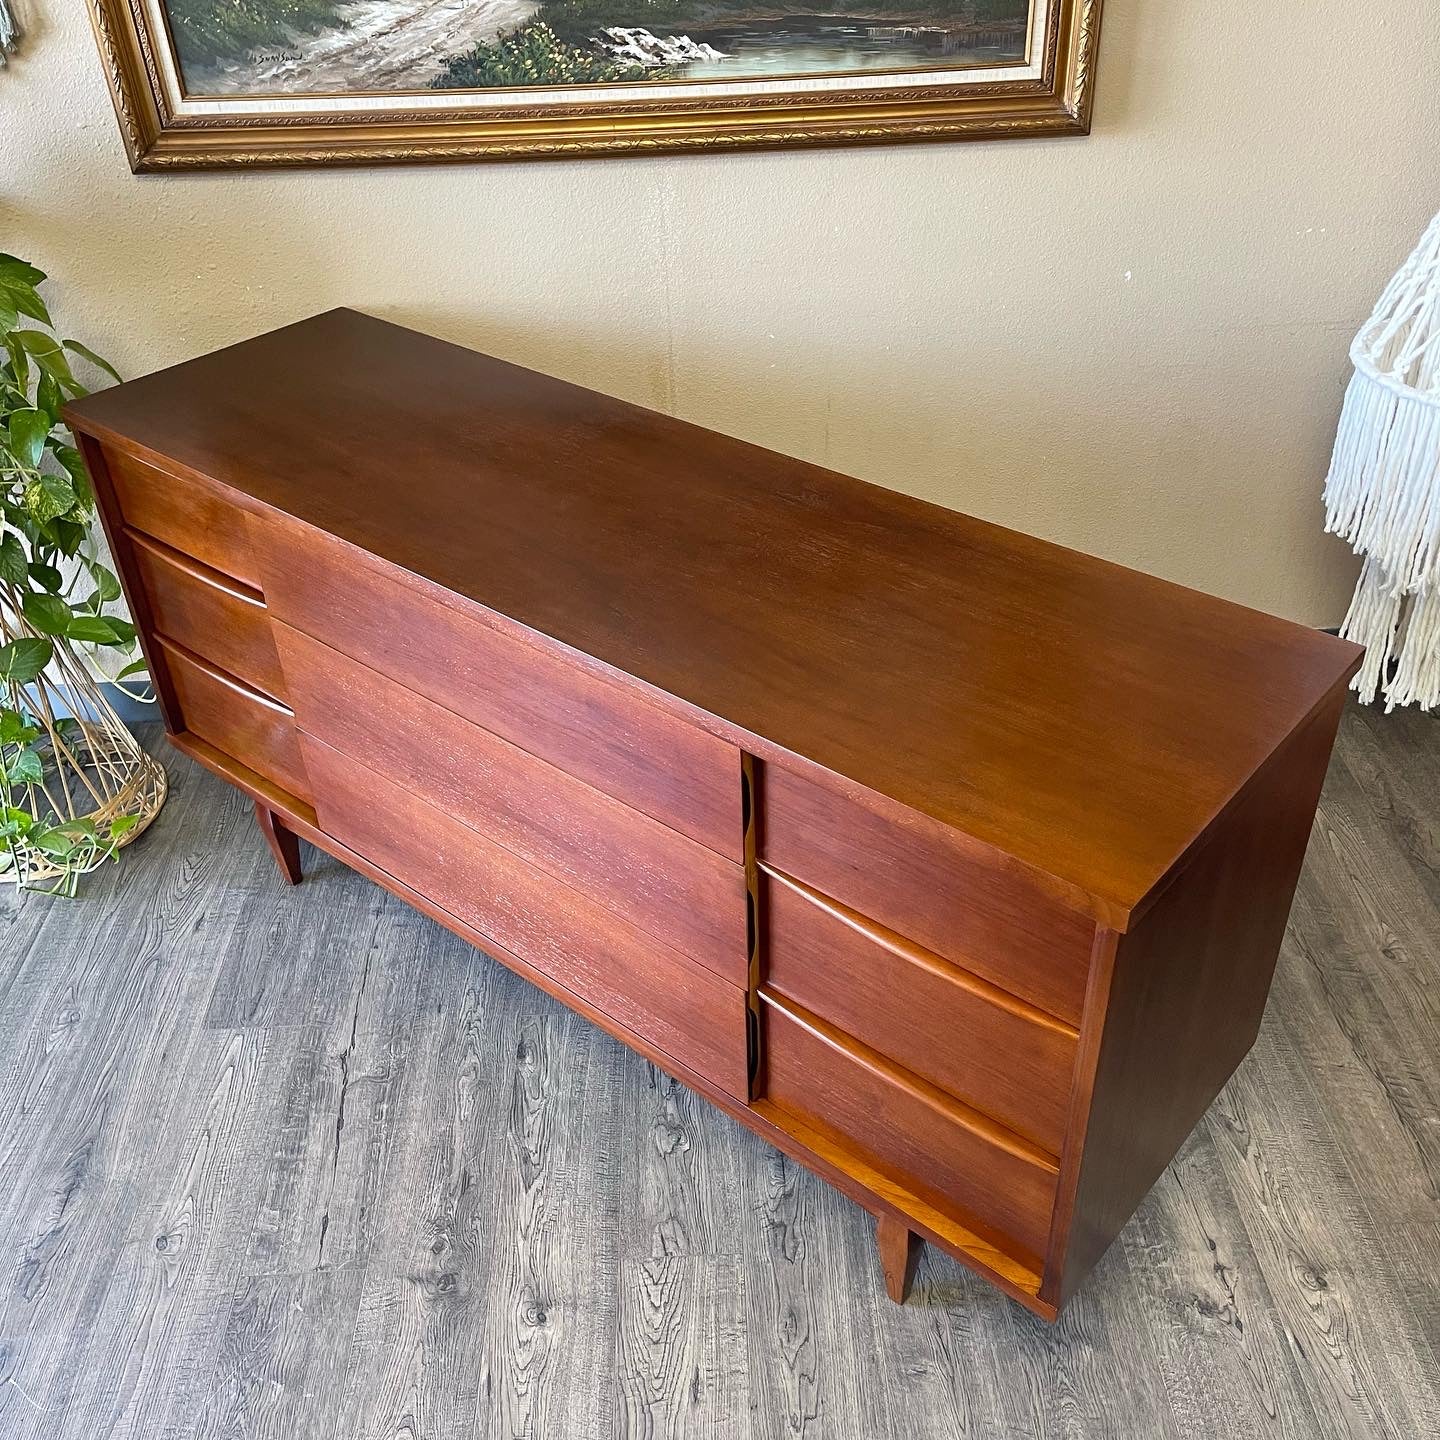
[1, 708, 1437, 1439]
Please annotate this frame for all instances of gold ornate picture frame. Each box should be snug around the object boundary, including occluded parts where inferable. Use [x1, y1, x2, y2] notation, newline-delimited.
[86, 0, 1101, 171]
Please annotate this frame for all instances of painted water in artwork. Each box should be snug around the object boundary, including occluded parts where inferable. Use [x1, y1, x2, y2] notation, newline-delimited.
[168, 0, 1029, 95]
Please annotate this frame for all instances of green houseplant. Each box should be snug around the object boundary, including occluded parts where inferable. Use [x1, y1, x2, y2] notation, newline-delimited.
[0, 254, 166, 895]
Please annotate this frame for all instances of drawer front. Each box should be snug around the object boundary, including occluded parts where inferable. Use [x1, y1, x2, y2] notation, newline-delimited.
[253, 511, 742, 860]
[759, 763, 1094, 1025]
[303, 734, 748, 1100]
[130, 531, 286, 701]
[276, 623, 747, 985]
[103, 447, 259, 588]
[762, 867, 1077, 1155]
[760, 994, 1058, 1264]
[157, 637, 311, 803]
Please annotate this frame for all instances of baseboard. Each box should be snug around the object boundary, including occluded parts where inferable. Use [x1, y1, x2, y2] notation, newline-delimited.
[42, 681, 159, 728]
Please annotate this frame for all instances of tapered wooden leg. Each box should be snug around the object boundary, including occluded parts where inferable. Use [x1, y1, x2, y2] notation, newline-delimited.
[877, 1213, 922, 1304]
[255, 801, 303, 885]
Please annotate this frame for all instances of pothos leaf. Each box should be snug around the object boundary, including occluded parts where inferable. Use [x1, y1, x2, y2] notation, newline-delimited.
[4, 332, 27, 392]
[22, 473, 76, 525]
[0, 533, 26, 586]
[35, 370, 63, 422]
[28, 825, 76, 858]
[0, 637, 52, 684]
[0, 806, 34, 840]
[48, 518, 89, 555]
[13, 331, 75, 388]
[3, 749, 44, 787]
[63, 339, 121, 386]
[0, 276, 51, 329]
[20, 590, 73, 636]
[28, 561, 63, 594]
[55, 444, 89, 485]
[6, 408, 49, 470]
[0, 709, 40, 746]
[65, 614, 127, 645]
[68, 614, 134, 645]
[58, 447, 93, 508]
[88, 561, 121, 603]
[0, 255, 46, 289]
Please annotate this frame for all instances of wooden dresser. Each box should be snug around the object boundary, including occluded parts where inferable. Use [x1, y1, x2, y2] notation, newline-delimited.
[64, 310, 1362, 1320]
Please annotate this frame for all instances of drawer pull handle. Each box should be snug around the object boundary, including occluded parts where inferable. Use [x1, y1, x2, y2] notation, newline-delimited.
[154, 634, 294, 717]
[127, 526, 266, 608]
[761, 862, 1079, 1040]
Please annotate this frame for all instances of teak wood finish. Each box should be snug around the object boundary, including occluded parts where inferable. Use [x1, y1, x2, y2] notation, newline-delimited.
[64, 309, 1361, 1319]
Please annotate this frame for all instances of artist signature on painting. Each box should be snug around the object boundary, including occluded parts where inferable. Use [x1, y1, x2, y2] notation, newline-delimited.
[248, 46, 303, 63]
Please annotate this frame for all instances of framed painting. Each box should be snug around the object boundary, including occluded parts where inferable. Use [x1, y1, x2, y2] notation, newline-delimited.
[86, 0, 1102, 170]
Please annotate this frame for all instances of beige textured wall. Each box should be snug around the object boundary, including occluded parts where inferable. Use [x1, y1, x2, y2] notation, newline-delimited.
[6, 1, 1439, 624]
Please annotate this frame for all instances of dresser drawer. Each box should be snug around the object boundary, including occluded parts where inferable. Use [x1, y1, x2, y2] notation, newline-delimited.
[276, 623, 747, 985]
[303, 734, 748, 1100]
[761, 866, 1077, 1154]
[758, 763, 1094, 1025]
[760, 994, 1058, 1264]
[103, 447, 259, 588]
[157, 637, 311, 803]
[129, 530, 286, 701]
[253, 512, 742, 860]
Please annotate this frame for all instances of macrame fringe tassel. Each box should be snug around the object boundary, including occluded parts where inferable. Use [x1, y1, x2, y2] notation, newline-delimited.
[1338, 556, 1440, 713]
[1340, 557, 1403, 706]
[1324, 374, 1440, 593]
[1388, 585, 1440, 711]
[0, 0, 18, 60]
[1322, 208, 1440, 710]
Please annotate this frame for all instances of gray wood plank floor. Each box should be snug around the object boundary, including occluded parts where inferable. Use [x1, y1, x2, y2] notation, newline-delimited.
[1, 708, 1437, 1439]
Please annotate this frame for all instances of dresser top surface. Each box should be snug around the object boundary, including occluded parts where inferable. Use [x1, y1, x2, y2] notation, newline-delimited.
[66, 309, 1360, 922]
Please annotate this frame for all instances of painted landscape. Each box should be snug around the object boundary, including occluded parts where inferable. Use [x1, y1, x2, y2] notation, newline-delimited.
[167, 0, 1029, 95]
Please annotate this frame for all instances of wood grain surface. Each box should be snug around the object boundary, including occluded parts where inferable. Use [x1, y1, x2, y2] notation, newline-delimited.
[128, 529, 286, 701]
[758, 993, 1060, 1266]
[275, 621, 747, 984]
[256, 508, 744, 862]
[877, 1214, 923, 1305]
[157, 636, 312, 803]
[758, 763, 1095, 1023]
[1, 711, 1437, 1438]
[302, 733, 749, 1101]
[1047, 693, 1348, 1309]
[62, 310, 1361, 922]
[103, 444, 261, 586]
[760, 865, 1078, 1154]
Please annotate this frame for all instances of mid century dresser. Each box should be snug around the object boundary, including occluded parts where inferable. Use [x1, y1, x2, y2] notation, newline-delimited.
[64, 310, 1362, 1320]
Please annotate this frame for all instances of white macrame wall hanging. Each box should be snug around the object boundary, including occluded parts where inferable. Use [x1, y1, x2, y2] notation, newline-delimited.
[1324, 209, 1440, 711]
[0, 1, 19, 62]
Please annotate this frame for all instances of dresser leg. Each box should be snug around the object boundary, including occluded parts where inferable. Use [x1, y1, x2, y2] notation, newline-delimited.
[255, 801, 303, 885]
[877, 1213, 922, 1304]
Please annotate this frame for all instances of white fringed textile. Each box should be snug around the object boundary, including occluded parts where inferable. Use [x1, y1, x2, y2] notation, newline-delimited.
[1324, 209, 1440, 710]
[0, 0, 17, 60]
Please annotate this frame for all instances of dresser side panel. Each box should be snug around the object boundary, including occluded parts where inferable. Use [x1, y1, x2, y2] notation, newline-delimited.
[1047, 689, 1347, 1307]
